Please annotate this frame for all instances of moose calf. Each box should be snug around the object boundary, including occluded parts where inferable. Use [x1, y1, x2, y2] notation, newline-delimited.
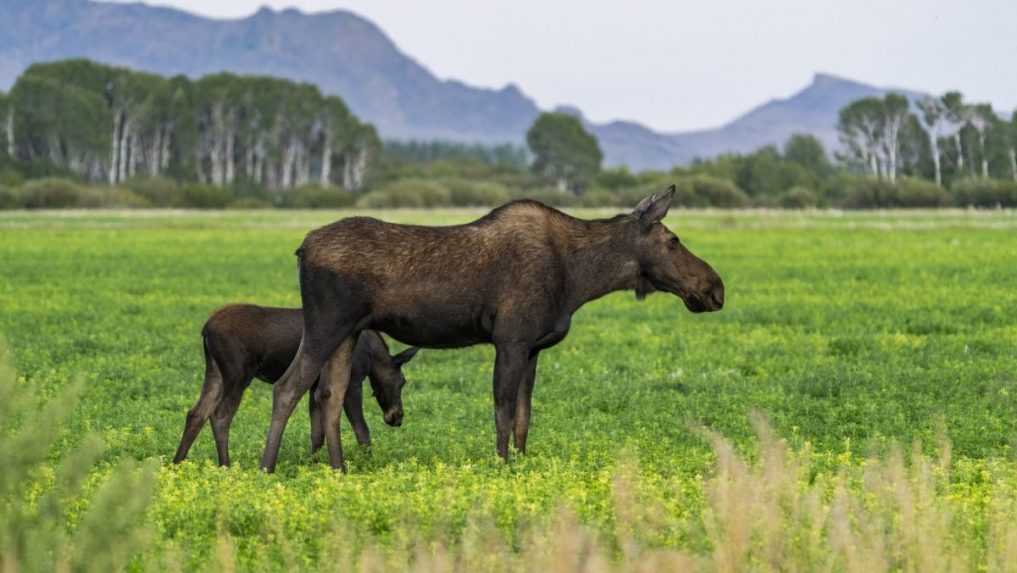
[173, 304, 418, 466]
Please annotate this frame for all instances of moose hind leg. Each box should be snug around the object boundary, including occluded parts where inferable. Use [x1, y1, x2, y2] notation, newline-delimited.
[309, 381, 325, 454]
[513, 352, 539, 454]
[210, 382, 248, 467]
[320, 338, 356, 471]
[260, 318, 357, 472]
[493, 343, 528, 461]
[173, 358, 225, 464]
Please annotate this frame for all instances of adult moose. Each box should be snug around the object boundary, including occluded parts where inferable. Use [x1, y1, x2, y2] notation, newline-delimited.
[261, 186, 724, 472]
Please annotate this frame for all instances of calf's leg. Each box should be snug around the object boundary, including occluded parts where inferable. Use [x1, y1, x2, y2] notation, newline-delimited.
[493, 343, 528, 461]
[210, 381, 248, 467]
[513, 352, 539, 454]
[344, 376, 371, 447]
[173, 355, 225, 463]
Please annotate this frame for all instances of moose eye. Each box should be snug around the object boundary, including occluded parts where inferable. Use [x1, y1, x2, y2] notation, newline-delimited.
[668, 236, 680, 249]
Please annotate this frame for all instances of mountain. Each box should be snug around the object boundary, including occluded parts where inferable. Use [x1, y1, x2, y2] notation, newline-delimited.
[0, 0, 926, 170]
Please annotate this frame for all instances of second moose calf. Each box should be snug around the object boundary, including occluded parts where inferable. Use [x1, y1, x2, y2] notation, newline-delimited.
[173, 304, 418, 466]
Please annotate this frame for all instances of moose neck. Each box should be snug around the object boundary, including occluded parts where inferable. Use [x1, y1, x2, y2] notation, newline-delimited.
[561, 217, 640, 312]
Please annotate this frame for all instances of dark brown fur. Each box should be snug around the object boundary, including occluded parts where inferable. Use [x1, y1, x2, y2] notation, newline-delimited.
[260, 187, 724, 471]
[172, 304, 418, 466]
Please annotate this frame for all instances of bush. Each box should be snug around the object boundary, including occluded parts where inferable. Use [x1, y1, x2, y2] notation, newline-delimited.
[578, 189, 622, 208]
[103, 187, 152, 208]
[0, 185, 18, 209]
[177, 184, 233, 209]
[952, 178, 1017, 208]
[281, 185, 356, 209]
[842, 177, 951, 208]
[780, 186, 819, 209]
[228, 197, 274, 210]
[511, 188, 578, 207]
[688, 175, 749, 207]
[894, 177, 952, 208]
[125, 177, 181, 207]
[444, 179, 511, 206]
[357, 180, 451, 208]
[18, 178, 103, 209]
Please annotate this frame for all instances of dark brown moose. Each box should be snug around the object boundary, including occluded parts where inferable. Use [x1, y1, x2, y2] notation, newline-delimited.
[172, 304, 418, 466]
[261, 186, 724, 472]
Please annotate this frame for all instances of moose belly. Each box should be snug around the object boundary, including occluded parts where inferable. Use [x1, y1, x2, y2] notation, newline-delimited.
[371, 302, 491, 349]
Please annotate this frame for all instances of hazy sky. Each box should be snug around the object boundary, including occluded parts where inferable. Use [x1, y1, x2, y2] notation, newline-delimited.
[105, 0, 1017, 131]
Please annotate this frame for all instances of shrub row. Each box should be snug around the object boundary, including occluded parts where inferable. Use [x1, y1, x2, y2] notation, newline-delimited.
[2, 176, 1015, 210]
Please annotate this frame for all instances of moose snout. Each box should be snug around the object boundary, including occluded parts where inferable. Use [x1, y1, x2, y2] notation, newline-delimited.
[384, 408, 404, 427]
[707, 280, 725, 311]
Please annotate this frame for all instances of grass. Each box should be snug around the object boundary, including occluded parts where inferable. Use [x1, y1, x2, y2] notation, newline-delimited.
[1, 208, 1016, 571]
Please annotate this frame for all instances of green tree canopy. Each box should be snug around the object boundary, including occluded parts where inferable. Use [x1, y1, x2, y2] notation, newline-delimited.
[783, 133, 830, 176]
[526, 112, 602, 193]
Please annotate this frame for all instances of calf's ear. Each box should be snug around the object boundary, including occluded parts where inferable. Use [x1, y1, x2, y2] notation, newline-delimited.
[393, 347, 420, 367]
[634, 185, 676, 229]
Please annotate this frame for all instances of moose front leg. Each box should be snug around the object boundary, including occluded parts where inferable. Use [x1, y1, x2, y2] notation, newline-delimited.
[343, 377, 372, 447]
[493, 343, 529, 461]
[514, 351, 539, 454]
[319, 338, 355, 472]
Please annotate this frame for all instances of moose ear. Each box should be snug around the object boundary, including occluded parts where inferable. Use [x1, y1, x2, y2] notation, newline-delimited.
[633, 185, 676, 229]
[393, 347, 420, 367]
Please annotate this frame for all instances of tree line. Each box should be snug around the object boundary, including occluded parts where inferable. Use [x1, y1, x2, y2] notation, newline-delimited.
[1, 58, 1015, 209]
[838, 92, 1017, 186]
[0, 60, 378, 191]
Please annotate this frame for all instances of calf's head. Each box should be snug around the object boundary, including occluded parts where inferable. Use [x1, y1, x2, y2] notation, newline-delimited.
[629, 186, 725, 313]
[366, 341, 420, 427]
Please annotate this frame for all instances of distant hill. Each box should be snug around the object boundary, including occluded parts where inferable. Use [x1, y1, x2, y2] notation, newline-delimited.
[0, 0, 927, 170]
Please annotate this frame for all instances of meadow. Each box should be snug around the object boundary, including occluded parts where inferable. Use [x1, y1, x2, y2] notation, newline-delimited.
[1, 208, 1016, 571]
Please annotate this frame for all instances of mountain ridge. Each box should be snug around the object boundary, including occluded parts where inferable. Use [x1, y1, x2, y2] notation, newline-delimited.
[0, 0, 929, 169]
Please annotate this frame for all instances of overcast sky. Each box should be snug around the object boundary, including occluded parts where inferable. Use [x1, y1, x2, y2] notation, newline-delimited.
[106, 0, 1017, 131]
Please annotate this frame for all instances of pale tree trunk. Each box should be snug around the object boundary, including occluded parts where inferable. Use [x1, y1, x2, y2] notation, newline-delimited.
[128, 133, 140, 179]
[118, 117, 133, 184]
[110, 111, 123, 184]
[929, 136, 942, 186]
[225, 128, 236, 185]
[954, 133, 965, 174]
[48, 135, 63, 166]
[209, 106, 224, 186]
[320, 132, 333, 186]
[1009, 147, 1017, 182]
[253, 139, 265, 185]
[149, 128, 162, 176]
[979, 133, 989, 178]
[281, 138, 301, 189]
[4, 109, 13, 158]
[868, 152, 878, 178]
[296, 144, 310, 187]
[342, 147, 369, 192]
[245, 141, 255, 182]
[194, 143, 207, 184]
[160, 126, 172, 171]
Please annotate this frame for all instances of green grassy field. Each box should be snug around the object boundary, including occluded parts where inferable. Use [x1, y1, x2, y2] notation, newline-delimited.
[2, 208, 1016, 571]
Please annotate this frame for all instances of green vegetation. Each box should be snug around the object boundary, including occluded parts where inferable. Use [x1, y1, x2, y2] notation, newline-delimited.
[526, 112, 603, 193]
[3, 59, 1017, 210]
[1, 59, 377, 191]
[1, 209, 1016, 570]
